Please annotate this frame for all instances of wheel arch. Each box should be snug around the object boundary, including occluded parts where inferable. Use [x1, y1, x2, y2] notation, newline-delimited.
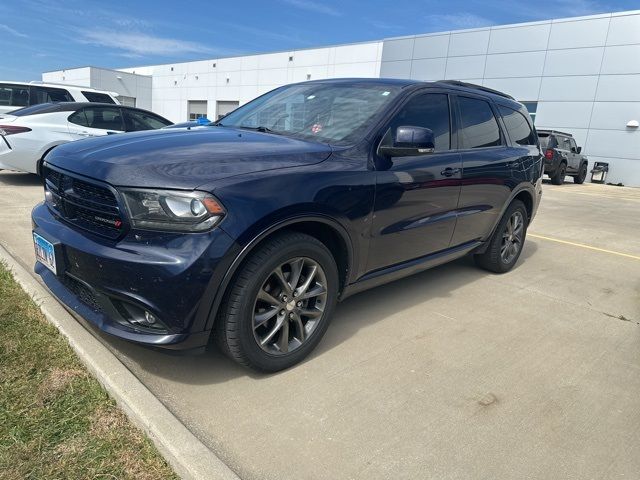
[204, 215, 354, 332]
[475, 186, 535, 255]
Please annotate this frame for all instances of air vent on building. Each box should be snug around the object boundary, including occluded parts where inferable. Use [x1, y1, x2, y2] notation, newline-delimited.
[213, 63, 216, 68]
[171, 67, 174, 71]
[307, 74, 311, 80]
[289, 56, 294, 61]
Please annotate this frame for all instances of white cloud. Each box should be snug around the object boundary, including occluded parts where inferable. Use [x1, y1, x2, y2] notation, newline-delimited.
[78, 29, 216, 57]
[424, 13, 494, 31]
[0, 24, 28, 38]
[281, 0, 341, 16]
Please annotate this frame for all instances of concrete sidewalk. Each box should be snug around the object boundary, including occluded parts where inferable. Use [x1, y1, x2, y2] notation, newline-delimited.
[1, 171, 639, 479]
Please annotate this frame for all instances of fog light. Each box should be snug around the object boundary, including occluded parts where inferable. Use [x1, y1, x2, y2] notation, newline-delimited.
[144, 310, 157, 325]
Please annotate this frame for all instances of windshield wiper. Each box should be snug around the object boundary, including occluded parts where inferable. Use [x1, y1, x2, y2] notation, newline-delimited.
[237, 125, 279, 134]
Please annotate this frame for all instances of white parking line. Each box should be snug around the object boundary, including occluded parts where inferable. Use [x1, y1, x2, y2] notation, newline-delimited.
[528, 233, 640, 261]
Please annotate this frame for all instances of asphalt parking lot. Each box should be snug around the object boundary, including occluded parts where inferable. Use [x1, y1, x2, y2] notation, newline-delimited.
[1, 172, 639, 480]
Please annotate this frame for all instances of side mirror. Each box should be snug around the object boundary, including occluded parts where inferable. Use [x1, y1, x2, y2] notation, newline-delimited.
[379, 126, 435, 157]
[577, 146, 582, 154]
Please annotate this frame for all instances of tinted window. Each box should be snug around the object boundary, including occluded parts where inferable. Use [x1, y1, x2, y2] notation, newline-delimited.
[0, 84, 30, 107]
[33, 86, 73, 104]
[538, 133, 550, 149]
[498, 105, 536, 146]
[124, 109, 171, 131]
[70, 107, 123, 131]
[385, 93, 451, 151]
[82, 91, 116, 104]
[68, 109, 89, 127]
[458, 97, 502, 149]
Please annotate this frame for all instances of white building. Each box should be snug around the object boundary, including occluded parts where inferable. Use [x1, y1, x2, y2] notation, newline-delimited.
[43, 10, 640, 186]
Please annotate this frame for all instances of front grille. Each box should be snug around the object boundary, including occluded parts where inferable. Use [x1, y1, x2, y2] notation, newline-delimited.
[44, 166, 125, 239]
[60, 274, 102, 312]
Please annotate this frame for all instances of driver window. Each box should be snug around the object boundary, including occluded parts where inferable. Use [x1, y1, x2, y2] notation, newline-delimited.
[383, 93, 451, 151]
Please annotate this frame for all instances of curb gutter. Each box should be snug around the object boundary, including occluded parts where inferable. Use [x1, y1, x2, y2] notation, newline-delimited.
[0, 244, 240, 480]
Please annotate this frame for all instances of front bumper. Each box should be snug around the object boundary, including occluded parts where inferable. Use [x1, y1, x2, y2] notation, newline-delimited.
[543, 156, 561, 174]
[32, 202, 237, 350]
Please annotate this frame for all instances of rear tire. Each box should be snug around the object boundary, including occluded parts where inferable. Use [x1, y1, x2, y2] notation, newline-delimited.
[573, 163, 587, 184]
[214, 232, 338, 372]
[474, 200, 528, 273]
[550, 162, 566, 185]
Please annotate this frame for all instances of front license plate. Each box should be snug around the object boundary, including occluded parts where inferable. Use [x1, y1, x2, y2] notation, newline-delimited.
[33, 232, 57, 275]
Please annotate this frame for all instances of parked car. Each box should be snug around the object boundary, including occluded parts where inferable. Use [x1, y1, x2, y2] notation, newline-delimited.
[538, 129, 588, 184]
[0, 102, 172, 175]
[0, 81, 119, 115]
[32, 79, 543, 372]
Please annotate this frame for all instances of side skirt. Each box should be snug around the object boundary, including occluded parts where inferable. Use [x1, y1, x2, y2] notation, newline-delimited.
[340, 240, 484, 300]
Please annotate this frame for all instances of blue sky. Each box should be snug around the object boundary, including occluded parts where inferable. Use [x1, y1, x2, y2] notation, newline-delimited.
[1, 0, 637, 81]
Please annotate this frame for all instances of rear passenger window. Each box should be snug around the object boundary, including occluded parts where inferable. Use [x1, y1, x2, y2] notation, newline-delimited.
[82, 91, 116, 104]
[458, 96, 502, 149]
[498, 106, 537, 146]
[386, 93, 451, 151]
[68, 109, 89, 127]
[70, 107, 123, 131]
[0, 84, 30, 107]
[33, 87, 73, 104]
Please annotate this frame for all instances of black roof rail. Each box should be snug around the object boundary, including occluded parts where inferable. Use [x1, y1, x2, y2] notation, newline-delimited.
[536, 129, 574, 137]
[437, 80, 515, 100]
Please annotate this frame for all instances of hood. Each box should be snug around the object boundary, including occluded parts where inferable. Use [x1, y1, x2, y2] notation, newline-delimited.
[45, 127, 332, 189]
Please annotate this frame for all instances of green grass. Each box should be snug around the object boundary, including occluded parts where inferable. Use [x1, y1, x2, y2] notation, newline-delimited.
[0, 263, 178, 480]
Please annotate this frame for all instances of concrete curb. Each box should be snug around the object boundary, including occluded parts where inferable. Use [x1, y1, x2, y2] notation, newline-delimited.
[0, 244, 240, 480]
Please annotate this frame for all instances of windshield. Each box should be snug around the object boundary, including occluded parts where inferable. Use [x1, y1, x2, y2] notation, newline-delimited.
[217, 82, 403, 144]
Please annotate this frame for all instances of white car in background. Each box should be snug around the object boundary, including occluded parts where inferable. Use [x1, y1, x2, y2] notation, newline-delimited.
[0, 102, 173, 175]
[0, 81, 120, 115]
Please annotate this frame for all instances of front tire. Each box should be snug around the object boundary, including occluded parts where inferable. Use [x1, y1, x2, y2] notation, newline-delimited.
[474, 200, 528, 273]
[215, 232, 338, 372]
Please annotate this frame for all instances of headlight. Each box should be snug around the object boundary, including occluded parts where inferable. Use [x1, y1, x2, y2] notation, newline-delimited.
[120, 188, 225, 232]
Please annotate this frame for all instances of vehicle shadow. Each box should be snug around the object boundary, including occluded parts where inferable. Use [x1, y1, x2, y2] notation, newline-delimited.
[110, 241, 538, 385]
[0, 171, 41, 187]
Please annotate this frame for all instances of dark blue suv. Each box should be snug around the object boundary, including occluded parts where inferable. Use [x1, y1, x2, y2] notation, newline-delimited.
[32, 79, 543, 371]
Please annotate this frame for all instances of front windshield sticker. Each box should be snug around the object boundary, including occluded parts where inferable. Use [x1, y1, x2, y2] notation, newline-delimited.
[311, 123, 323, 134]
[382, 91, 390, 96]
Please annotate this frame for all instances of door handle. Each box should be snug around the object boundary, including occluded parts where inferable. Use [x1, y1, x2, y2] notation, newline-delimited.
[440, 167, 460, 177]
[77, 131, 92, 137]
[506, 161, 519, 168]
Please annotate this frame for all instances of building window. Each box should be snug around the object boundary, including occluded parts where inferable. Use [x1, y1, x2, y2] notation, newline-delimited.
[188, 100, 208, 121]
[522, 102, 537, 124]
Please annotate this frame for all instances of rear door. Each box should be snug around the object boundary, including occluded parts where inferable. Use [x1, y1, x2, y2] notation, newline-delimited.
[367, 91, 462, 271]
[67, 106, 125, 138]
[450, 94, 514, 246]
